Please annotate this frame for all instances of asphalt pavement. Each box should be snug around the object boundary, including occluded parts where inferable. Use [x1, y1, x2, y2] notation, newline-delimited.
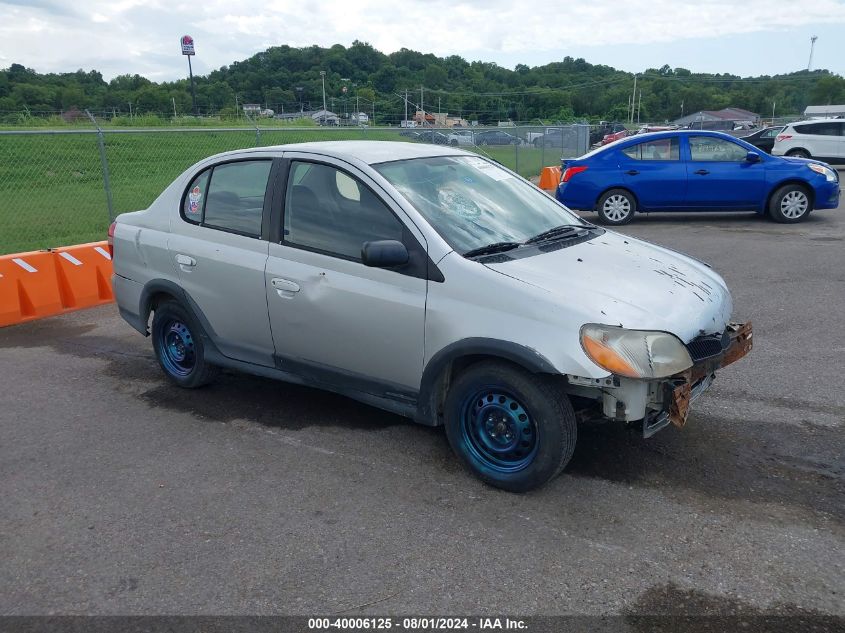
[1, 204, 843, 619]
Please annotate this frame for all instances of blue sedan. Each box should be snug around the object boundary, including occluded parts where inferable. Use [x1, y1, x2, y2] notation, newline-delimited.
[555, 130, 840, 224]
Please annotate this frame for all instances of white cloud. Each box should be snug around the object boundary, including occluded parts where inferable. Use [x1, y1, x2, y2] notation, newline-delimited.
[0, 0, 844, 80]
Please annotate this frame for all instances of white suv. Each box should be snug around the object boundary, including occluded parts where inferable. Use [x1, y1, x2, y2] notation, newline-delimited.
[111, 141, 751, 492]
[772, 119, 845, 163]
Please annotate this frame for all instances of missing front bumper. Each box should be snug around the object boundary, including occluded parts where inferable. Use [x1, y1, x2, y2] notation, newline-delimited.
[658, 321, 753, 432]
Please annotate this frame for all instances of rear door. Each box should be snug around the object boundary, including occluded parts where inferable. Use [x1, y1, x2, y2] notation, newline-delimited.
[793, 121, 844, 162]
[168, 158, 277, 366]
[264, 155, 428, 394]
[685, 135, 765, 209]
[619, 136, 686, 209]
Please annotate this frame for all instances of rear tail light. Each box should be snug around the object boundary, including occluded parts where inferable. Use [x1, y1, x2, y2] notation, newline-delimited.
[562, 165, 588, 183]
[107, 221, 116, 258]
[776, 134, 792, 142]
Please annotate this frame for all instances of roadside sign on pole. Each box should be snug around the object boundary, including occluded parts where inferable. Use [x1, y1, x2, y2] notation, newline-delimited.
[181, 35, 195, 56]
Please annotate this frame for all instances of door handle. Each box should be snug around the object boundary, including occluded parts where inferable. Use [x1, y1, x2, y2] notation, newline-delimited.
[175, 254, 196, 266]
[694, 169, 710, 175]
[271, 278, 300, 293]
[626, 169, 639, 175]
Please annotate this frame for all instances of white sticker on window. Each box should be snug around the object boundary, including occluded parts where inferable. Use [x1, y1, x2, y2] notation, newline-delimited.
[465, 157, 513, 181]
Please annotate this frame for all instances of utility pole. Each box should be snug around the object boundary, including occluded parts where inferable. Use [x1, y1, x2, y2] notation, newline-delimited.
[637, 90, 642, 125]
[630, 74, 638, 124]
[808, 35, 818, 71]
[320, 70, 327, 115]
[404, 89, 408, 125]
[772, 100, 776, 121]
[420, 86, 424, 125]
[172, 97, 177, 119]
[235, 93, 239, 119]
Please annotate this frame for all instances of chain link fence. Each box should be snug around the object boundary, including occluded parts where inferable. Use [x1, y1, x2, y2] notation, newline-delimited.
[0, 124, 589, 255]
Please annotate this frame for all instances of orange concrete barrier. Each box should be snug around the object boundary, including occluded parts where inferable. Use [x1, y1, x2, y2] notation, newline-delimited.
[0, 241, 113, 328]
[538, 166, 562, 191]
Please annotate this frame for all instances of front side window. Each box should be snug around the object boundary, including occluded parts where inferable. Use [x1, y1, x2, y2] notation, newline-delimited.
[284, 161, 404, 260]
[181, 160, 271, 237]
[688, 137, 748, 162]
[374, 155, 583, 255]
[621, 138, 680, 161]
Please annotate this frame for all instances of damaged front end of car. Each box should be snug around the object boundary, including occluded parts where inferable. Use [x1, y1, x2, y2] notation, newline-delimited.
[566, 322, 753, 438]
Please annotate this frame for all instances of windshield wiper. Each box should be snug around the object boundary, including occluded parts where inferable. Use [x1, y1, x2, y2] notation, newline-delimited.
[462, 241, 522, 259]
[523, 224, 593, 245]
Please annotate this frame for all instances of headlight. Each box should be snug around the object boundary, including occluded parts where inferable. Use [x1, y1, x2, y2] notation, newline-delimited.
[580, 324, 693, 379]
[808, 163, 837, 182]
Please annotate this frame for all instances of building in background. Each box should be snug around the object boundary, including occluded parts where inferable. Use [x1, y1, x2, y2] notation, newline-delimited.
[804, 105, 845, 118]
[674, 107, 759, 128]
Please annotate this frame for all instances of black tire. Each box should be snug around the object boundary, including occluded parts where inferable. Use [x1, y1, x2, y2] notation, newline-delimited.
[443, 361, 577, 492]
[767, 183, 812, 223]
[151, 300, 219, 388]
[596, 188, 636, 225]
[786, 148, 811, 159]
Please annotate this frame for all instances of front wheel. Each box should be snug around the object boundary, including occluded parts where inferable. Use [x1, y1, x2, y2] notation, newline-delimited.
[151, 300, 219, 388]
[444, 361, 577, 492]
[596, 188, 636, 225]
[768, 184, 811, 223]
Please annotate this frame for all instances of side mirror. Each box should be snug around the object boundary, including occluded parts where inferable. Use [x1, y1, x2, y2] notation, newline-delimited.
[746, 151, 761, 163]
[361, 240, 409, 268]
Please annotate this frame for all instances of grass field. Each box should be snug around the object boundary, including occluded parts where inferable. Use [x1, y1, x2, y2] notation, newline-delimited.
[0, 127, 558, 254]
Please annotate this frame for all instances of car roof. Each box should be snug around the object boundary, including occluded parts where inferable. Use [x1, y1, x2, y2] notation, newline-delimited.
[206, 140, 470, 165]
[784, 118, 843, 127]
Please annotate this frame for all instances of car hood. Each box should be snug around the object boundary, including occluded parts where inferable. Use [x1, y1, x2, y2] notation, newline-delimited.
[484, 231, 732, 343]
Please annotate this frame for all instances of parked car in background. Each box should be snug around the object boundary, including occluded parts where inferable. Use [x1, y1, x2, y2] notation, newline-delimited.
[399, 130, 421, 139]
[474, 130, 521, 146]
[556, 130, 839, 225]
[599, 129, 629, 146]
[772, 119, 845, 163]
[111, 141, 751, 492]
[532, 128, 577, 148]
[740, 126, 784, 154]
[447, 130, 475, 146]
[589, 122, 626, 146]
[415, 130, 450, 145]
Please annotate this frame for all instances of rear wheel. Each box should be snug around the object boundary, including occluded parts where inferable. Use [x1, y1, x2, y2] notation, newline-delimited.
[768, 184, 811, 223]
[786, 148, 811, 159]
[444, 361, 577, 492]
[151, 300, 219, 388]
[596, 188, 636, 225]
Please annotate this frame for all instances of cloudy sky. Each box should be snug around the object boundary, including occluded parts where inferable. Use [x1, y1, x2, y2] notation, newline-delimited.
[2, 0, 845, 81]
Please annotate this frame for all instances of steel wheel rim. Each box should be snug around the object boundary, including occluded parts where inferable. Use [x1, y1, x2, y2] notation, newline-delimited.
[461, 389, 538, 473]
[603, 194, 631, 221]
[157, 319, 196, 377]
[781, 191, 808, 219]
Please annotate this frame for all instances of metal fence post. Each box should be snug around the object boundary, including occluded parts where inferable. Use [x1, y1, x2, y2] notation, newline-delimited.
[514, 127, 519, 175]
[85, 109, 115, 221]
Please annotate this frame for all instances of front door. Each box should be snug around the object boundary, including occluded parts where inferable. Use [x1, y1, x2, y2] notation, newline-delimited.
[265, 156, 428, 396]
[685, 135, 765, 209]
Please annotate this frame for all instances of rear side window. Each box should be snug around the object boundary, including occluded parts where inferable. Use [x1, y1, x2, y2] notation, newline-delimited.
[621, 138, 680, 161]
[181, 160, 272, 237]
[793, 122, 844, 136]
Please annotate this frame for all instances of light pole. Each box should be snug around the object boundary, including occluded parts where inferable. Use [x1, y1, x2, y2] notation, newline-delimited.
[320, 71, 327, 118]
[296, 87, 303, 113]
